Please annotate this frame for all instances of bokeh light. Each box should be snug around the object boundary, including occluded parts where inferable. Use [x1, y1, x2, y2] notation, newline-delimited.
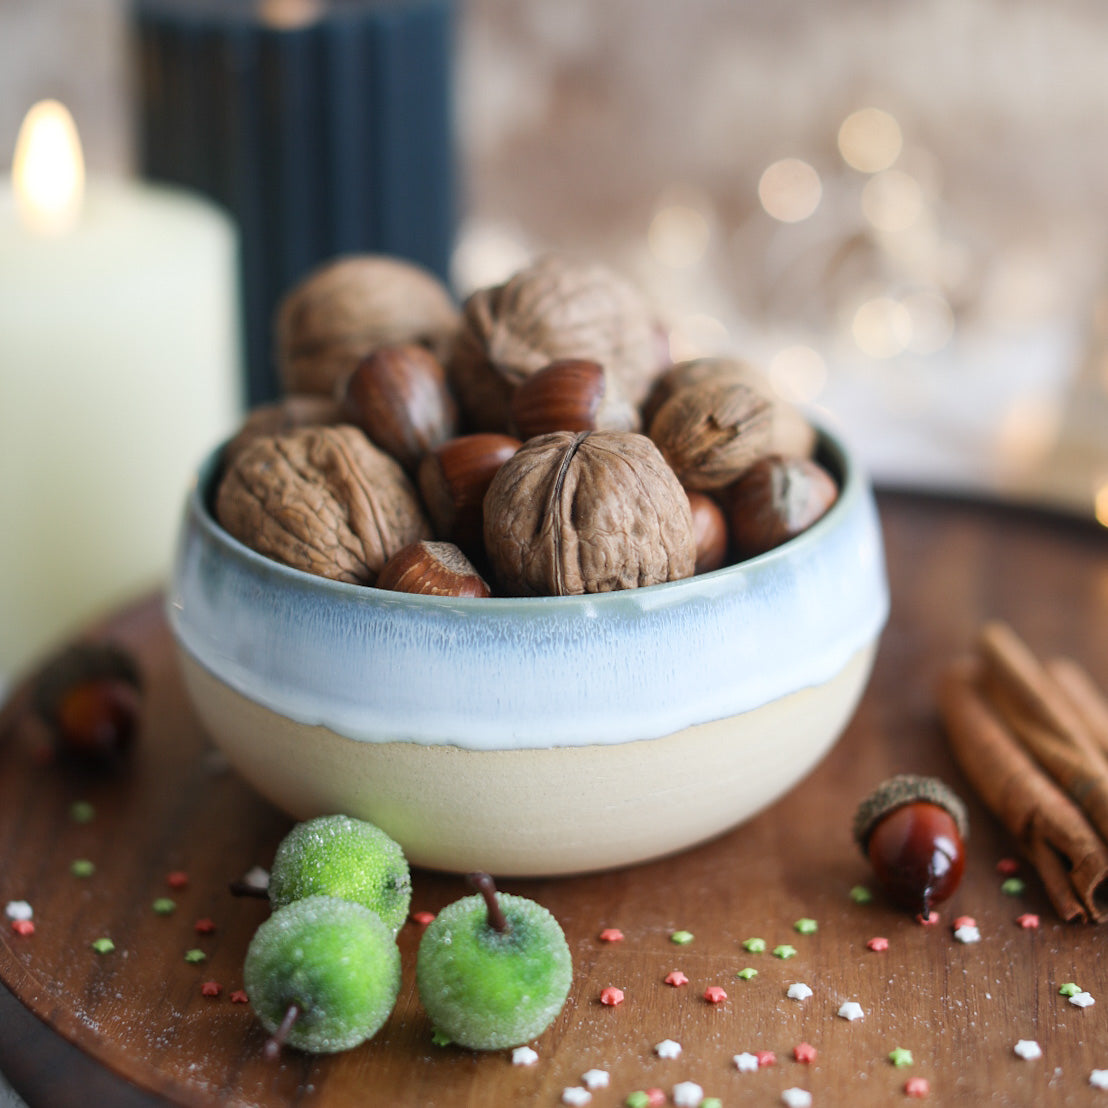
[901, 291, 955, 354]
[648, 200, 712, 269]
[451, 221, 532, 294]
[768, 345, 828, 404]
[668, 314, 731, 362]
[851, 297, 913, 358]
[758, 158, 822, 223]
[1096, 479, 1108, 528]
[861, 169, 925, 232]
[838, 108, 903, 173]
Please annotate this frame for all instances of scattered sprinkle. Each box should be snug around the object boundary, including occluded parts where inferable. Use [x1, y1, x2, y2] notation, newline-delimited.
[152, 898, 176, 916]
[1070, 991, 1096, 1008]
[1016, 913, 1040, 930]
[701, 1100, 722, 1108]
[643, 1091, 665, 1107]
[665, 970, 689, 987]
[69, 801, 95, 823]
[200, 981, 222, 997]
[1014, 1040, 1042, 1060]
[904, 1076, 931, 1098]
[655, 1039, 682, 1059]
[241, 866, 269, 891]
[1001, 877, 1026, 896]
[889, 1047, 914, 1067]
[742, 937, 766, 953]
[431, 1029, 452, 1047]
[953, 924, 981, 944]
[838, 1001, 864, 1021]
[625, 1095, 650, 1108]
[755, 1050, 777, 1068]
[230, 990, 249, 1004]
[734, 1053, 759, 1073]
[787, 982, 813, 1001]
[996, 858, 1020, 876]
[512, 1046, 538, 1066]
[70, 859, 95, 878]
[5, 901, 32, 921]
[184, 948, 207, 964]
[11, 920, 34, 937]
[781, 1089, 812, 1108]
[850, 885, 873, 904]
[867, 936, 889, 952]
[773, 944, 798, 960]
[794, 917, 818, 934]
[167, 871, 189, 889]
[194, 918, 216, 934]
[736, 967, 757, 980]
[562, 1088, 591, 1107]
[952, 916, 977, 930]
[1059, 982, 1082, 997]
[1090, 1070, 1108, 1089]
[599, 928, 624, 943]
[91, 937, 115, 954]
[916, 911, 940, 926]
[582, 1069, 609, 1090]
[411, 910, 436, 926]
[672, 1081, 704, 1107]
[599, 986, 624, 1006]
[703, 985, 727, 1004]
[670, 930, 694, 945]
[793, 1042, 817, 1063]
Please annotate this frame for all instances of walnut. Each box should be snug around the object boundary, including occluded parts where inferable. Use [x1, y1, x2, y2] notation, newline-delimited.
[275, 255, 459, 396]
[448, 255, 660, 432]
[648, 380, 773, 491]
[216, 425, 431, 585]
[483, 430, 695, 596]
[223, 394, 344, 466]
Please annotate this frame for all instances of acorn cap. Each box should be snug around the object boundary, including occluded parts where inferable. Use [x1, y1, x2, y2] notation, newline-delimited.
[853, 774, 969, 853]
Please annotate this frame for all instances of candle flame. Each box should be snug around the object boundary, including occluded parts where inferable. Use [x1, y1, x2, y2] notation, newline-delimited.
[12, 100, 85, 235]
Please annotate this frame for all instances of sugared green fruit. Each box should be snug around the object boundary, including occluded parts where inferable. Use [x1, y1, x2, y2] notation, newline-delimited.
[268, 814, 412, 935]
[244, 895, 401, 1055]
[415, 873, 573, 1050]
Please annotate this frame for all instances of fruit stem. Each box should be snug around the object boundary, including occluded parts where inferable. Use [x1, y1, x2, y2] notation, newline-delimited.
[228, 880, 269, 899]
[264, 1003, 300, 1061]
[467, 871, 510, 933]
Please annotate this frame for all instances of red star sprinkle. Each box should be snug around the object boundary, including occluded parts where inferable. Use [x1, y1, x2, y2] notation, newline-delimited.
[755, 1050, 776, 1068]
[200, 981, 222, 997]
[867, 936, 889, 952]
[952, 916, 976, 930]
[230, 990, 250, 1004]
[11, 920, 34, 937]
[664, 970, 689, 987]
[193, 918, 216, 934]
[916, 910, 940, 926]
[704, 985, 727, 1004]
[794, 1042, 817, 1063]
[644, 1090, 665, 1108]
[905, 1076, 931, 1098]
[167, 871, 189, 889]
[996, 858, 1020, 876]
[599, 928, 624, 942]
[599, 986, 624, 1006]
[411, 910, 436, 926]
[1016, 913, 1040, 929]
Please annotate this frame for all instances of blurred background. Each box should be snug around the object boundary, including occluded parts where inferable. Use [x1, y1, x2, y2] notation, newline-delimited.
[0, 0, 1106, 681]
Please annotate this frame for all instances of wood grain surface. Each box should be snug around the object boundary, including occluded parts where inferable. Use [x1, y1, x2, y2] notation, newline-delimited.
[1, 492, 1106, 1108]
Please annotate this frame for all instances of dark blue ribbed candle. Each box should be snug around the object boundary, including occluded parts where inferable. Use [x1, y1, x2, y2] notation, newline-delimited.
[132, 0, 457, 405]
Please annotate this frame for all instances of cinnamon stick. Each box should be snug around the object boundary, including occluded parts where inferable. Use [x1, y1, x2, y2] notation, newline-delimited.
[1049, 657, 1108, 757]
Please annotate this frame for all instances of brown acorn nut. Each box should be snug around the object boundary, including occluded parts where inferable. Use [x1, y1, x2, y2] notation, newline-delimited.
[276, 255, 459, 396]
[223, 394, 344, 467]
[216, 425, 431, 585]
[340, 343, 458, 471]
[509, 358, 639, 440]
[377, 541, 491, 598]
[417, 433, 522, 557]
[448, 254, 661, 432]
[648, 380, 773, 491]
[483, 430, 696, 596]
[853, 774, 969, 918]
[725, 455, 837, 557]
[686, 490, 729, 574]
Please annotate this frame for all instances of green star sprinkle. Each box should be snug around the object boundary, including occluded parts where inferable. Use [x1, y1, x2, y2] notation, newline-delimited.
[183, 948, 207, 964]
[889, 1047, 914, 1067]
[1059, 982, 1082, 997]
[152, 898, 176, 916]
[794, 917, 818, 934]
[742, 937, 767, 953]
[625, 1094, 650, 1108]
[431, 1029, 452, 1047]
[701, 1100, 722, 1108]
[670, 930, 694, 945]
[70, 859, 95, 878]
[773, 944, 798, 960]
[1001, 877, 1026, 896]
[736, 967, 758, 980]
[91, 937, 114, 954]
[850, 885, 874, 903]
[69, 801, 95, 824]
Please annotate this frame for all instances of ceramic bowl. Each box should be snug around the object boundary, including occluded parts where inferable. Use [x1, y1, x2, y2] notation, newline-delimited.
[168, 426, 888, 875]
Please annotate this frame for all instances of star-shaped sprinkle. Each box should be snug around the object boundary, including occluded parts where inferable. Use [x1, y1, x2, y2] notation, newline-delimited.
[755, 1050, 777, 1068]
[773, 944, 798, 959]
[431, 1029, 452, 1047]
[867, 936, 889, 952]
[167, 871, 189, 889]
[1001, 877, 1026, 896]
[701, 1100, 722, 1108]
[1016, 913, 1040, 929]
[672, 1081, 703, 1107]
[562, 1088, 591, 1106]
[69, 801, 95, 823]
[787, 982, 813, 1001]
[954, 924, 981, 944]
[643, 1090, 665, 1107]
[889, 1047, 914, 1067]
[996, 857, 1020, 876]
[1090, 1070, 1108, 1090]
[241, 866, 269, 890]
[655, 1039, 682, 1059]
[230, 990, 249, 1004]
[411, 910, 436, 926]
[599, 928, 624, 942]
[665, 970, 689, 987]
[1014, 1040, 1042, 1060]
[781, 1088, 812, 1108]
[600, 986, 624, 1006]
[1070, 991, 1096, 1008]
[838, 1001, 864, 1021]
[194, 918, 216, 934]
[904, 1076, 931, 1098]
[794, 1042, 817, 1063]
[736, 967, 757, 980]
[152, 898, 176, 916]
[670, 930, 694, 945]
[91, 937, 115, 954]
[70, 859, 95, 878]
[704, 985, 727, 1004]
[952, 916, 977, 930]
[625, 1095, 649, 1108]
[734, 1053, 759, 1073]
[201, 981, 222, 997]
[11, 920, 34, 937]
[5, 901, 32, 921]
[582, 1070, 609, 1090]
[743, 937, 766, 953]
[184, 948, 207, 964]
[794, 918, 818, 934]
[850, 885, 873, 903]
[1059, 982, 1082, 997]
[512, 1046, 538, 1066]
[916, 910, 940, 926]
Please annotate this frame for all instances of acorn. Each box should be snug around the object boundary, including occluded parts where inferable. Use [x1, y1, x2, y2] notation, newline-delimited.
[853, 774, 968, 919]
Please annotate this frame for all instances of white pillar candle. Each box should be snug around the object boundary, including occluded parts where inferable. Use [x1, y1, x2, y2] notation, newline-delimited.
[0, 101, 242, 681]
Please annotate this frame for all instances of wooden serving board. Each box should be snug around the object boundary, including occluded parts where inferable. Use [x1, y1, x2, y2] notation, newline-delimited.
[1, 493, 1107, 1108]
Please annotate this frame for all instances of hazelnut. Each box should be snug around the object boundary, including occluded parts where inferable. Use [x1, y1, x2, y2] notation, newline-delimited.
[417, 433, 522, 557]
[725, 455, 837, 557]
[376, 541, 491, 598]
[649, 380, 773, 490]
[686, 491, 728, 574]
[340, 343, 458, 471]
[509, 359, 639, 440]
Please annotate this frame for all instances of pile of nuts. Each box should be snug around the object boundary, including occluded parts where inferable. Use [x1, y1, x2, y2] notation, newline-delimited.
[215, 253, 839, 598]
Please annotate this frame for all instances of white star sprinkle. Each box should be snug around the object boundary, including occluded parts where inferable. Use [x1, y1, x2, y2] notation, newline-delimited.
[1090, 1070, 1108, 1089]
[511, 1046, 538, 1066]
[561, 1088, 591, 1107]
[655, 1039, 683, 1059]
[581, 1070, 609, 1090]
[4, 901, 32, 921]
[782, 1089, 813, 1108]
[673, 1081, 704, 1107]
[242, 866, 269, 890]
[787, 982, 813, 1000]
[953, 924, 981, 944]
[734, 1052, 760, 1073]
[1014, 1040, 1042, 1060]
[1070, 991, 1096, 1008]
[838, 1001, 864, 1021]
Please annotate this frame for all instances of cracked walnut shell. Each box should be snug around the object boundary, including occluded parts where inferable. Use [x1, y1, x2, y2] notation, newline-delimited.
[483, 430, 695, 596]
[216, 425, 431, 585]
